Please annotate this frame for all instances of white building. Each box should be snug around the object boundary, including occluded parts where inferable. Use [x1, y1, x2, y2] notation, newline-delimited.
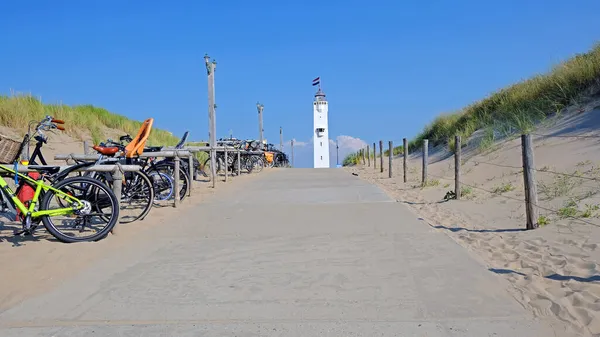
[313, 88, 330, 168]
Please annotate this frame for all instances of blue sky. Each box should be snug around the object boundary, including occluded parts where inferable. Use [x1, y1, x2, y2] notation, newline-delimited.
[1, 0, 599, 168]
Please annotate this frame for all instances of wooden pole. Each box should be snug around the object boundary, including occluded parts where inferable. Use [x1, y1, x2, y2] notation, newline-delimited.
[110, 169, 122, 235]
[174, 155, 180, 207]
[455, 135, 461, 199]
[83, 141, 90, 155]
[224, 147, 228, 182]
[422, 140, 428, 186]
[521, 134, 539, 230]
[237, 149, 241, 175]
[366, 146, 370, 167]
[361, 148, 366, 164]
[388, 141, 393, 178]
[403, 138, 408, 183]
[205, 55, 217, 189]
[379, 140, 383, 173]
[373, 143, 377, 170]
[291, 139, 294, 167]
[188, 154, 194, 197]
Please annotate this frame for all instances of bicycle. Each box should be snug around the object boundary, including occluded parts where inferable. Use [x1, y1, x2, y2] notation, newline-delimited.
[0, 119, 120, 243]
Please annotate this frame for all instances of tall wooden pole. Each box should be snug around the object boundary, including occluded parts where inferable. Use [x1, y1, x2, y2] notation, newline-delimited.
[373, 142, 377, 169]
[403, 138, 408, 183]
[280, 127, 283, 152]
[379, 140, 383, 173]
[422, 140, 428, 186]
[291, 139, 295, 168]
[388, 141, 393, 178]
[257, 102, 264, 147]
[205, 54, 217, 188]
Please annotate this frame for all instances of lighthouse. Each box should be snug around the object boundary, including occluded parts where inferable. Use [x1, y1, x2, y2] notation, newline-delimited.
[313, 87, 330, 168]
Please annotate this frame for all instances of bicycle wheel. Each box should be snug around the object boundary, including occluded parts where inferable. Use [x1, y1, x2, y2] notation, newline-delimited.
[149, 163, 189, 201]
[147, 171, 174, 201]
[96, 171, 154, 223]
[251, 156, 264, 173]
[40, 176, 119, 243]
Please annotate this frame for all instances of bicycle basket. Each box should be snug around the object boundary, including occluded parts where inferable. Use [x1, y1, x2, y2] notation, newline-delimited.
[0, 133, 21, 164]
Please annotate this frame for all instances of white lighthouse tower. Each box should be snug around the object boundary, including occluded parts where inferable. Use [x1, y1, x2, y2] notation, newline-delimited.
[313, 88, 330, 168]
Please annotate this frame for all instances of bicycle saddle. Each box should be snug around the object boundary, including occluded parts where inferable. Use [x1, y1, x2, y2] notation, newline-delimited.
[92, 145, 120, 156]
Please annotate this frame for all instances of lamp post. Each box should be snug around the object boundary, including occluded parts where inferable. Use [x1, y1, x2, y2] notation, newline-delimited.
[336, 141, 339, 166]
[280, 127, 283, 152]
[204, 54, 217, 187]
[256, 102, 264, 148]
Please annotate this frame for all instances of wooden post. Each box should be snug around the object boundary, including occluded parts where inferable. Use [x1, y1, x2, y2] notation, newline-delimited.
[237, 149, 241, 175]
[205, 55, 217, 189]
[83, 141, 90, 155]
[291, 139, 294, 167]
[174, 155, 180, 207]
[224, 147, 228, 182]
[422, 140, 428, 186]
[521, 134, 539, 230]
[373, 143, 377, 169]
[110, 169, 122, 235]
[379, 140, 383, 173]
[188, 153, 194, 197]
[361, 148, 366, 165]
[454, 135, 461, 199]
[366, 146, 370, 167]
[388, 141, 393, 178]
[403, 138, 408, 183]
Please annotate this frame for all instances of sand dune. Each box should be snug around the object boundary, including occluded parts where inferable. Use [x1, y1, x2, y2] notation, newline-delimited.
[349, 98, 600, 336]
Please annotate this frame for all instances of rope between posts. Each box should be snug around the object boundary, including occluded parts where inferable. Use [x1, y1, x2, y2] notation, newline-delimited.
[474, 161, 600, 182]
[425, 172, 600, 228]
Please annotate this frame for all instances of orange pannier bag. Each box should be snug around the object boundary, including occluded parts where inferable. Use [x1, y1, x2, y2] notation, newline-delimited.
[264, 151, 274, 163]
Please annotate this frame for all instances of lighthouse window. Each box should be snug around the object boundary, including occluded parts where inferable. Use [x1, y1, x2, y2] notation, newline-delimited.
[320, 142, 322, 146]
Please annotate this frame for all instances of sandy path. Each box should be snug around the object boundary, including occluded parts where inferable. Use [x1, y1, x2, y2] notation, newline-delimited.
[0, 172, 261, 313]
[0, 168, 567, 336]
[347, 107, 600, 336]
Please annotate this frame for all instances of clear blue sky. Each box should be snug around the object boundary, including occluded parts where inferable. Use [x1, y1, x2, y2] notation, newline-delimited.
[1, 0, 599, 167]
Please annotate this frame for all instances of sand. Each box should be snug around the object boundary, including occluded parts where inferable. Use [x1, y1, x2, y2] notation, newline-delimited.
[0, 131, 260, 312]
[347, 98, 600, 336]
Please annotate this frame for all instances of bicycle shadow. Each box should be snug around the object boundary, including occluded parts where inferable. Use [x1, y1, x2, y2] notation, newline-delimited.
[0, 216, 57, 247]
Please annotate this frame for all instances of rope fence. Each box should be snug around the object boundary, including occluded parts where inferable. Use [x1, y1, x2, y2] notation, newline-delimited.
[354, 132, 600, 230]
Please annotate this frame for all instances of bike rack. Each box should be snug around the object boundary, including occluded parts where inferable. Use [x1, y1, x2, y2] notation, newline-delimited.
[15, 164, 141, 235]
[55, 151, 191, 208]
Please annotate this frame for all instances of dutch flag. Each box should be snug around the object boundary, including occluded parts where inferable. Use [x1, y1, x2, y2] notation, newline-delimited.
[312, 77, 320, 86]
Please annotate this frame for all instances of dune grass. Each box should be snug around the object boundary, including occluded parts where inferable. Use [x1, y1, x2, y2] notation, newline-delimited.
[0, 93, 180, 146]
[408, 43, 600, 152]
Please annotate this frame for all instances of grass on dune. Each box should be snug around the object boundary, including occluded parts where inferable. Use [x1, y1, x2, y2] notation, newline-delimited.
[407, 43, 600, 152]
[0, 94, 179, 146]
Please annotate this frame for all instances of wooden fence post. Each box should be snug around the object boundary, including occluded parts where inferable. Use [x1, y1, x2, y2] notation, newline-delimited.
[403, 138, 408, 183]
[379, 140, 383, 173]
[83, 141, 90, 155]
[188, 153, 194, 197]
[224, 147, 228, 182]
[373, 143, 377, 169]
[361, 148, 366, 164]
[455, 135, 461, 199]
[174, 154, 181, 207]
[521, 134, 539, 230]
[110, 169, 122, 235]
[422, 140, 428, 186]
[388, 141, 393, 178]
[367, 146, 370, 167]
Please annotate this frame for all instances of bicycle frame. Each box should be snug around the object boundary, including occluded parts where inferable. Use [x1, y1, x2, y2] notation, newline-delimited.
[0, 164, 83, 218]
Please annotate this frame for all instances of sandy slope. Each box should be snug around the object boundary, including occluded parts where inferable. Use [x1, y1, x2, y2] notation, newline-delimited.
[348, 99, 600, 336]
[0, 131, 259, 312]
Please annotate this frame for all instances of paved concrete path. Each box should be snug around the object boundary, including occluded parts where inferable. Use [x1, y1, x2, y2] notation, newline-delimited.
[0, 169, 562, 336]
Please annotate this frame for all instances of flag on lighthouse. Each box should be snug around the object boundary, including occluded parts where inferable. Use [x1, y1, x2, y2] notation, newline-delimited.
[312, 77, 320, 86]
